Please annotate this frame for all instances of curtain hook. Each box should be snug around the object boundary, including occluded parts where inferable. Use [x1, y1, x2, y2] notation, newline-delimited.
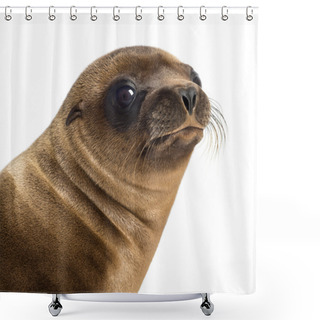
[5, 6, 12, 21]
[70, 6, 77, 21]
[49, 6, 56, 21]
[90, 6, 97, 21]
[221, 6, 228, 21]
[246, 6, 253, 21]
[113, 6, 120, 21]
[157, 6, 164, 21]
[177, 6, 184, 21]
[135, 6, 142, 21]
[25, 6, 32, 21]
[200, 6, 207, 21]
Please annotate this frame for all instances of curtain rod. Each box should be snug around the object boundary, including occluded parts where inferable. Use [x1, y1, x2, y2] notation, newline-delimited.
[0, 6, 259, 9]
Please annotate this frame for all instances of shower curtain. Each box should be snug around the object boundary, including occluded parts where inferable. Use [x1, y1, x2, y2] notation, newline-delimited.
[0, 6, 258, 295]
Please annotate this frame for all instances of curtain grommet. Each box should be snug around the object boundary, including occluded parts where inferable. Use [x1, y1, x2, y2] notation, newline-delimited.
[25, 6, 32, 21]
[221, 6, 228, 21]
[200, 6, 207, 21]
[177, 6, 184, 21]
[246, 6, 254, 21]
[49, 6, 56, 21]
[90, 6, 98, 21]
[157, 6, 165, 21]
[113, 6, 120, 21]
[5, 6, 12, 21]
[70, 6, 77, 21]
[135, 6, 142, 21]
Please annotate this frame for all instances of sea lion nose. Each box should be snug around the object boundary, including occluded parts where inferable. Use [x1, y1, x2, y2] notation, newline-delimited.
[180, 87, 197, 115]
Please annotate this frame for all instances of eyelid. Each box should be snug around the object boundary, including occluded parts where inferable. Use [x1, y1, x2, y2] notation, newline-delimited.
[115, 80, 136, 90]
[106, 77, 137, 92]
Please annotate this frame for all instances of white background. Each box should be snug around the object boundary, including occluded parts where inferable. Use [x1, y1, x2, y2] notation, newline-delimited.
[1, 0, 319, 320]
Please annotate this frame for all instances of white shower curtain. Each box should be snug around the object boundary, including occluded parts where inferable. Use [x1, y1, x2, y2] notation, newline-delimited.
[0, 6, 258, 294]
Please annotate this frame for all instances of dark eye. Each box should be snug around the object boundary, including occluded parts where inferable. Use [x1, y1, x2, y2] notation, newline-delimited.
[116, 85, 136, 108]
[192, 75, 202, 87]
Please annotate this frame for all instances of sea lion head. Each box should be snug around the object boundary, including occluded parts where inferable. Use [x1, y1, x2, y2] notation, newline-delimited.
[59, 46, 222, 174]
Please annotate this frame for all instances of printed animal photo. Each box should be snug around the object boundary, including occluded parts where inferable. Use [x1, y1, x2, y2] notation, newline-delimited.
[0, 46, 225, 293]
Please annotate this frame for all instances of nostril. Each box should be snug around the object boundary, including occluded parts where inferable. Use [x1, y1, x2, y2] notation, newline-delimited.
[180, 87, 197, 115]
[192, 94, 196, 107]
[182, 95, 190, 111]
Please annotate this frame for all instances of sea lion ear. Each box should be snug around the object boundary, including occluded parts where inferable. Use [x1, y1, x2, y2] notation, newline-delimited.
[66, 102, 83, 126]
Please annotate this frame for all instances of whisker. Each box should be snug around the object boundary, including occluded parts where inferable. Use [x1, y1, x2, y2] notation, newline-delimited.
[143, 126, 166, 165]
[203, 98, 227, 156]
[133, 139, 149, 177]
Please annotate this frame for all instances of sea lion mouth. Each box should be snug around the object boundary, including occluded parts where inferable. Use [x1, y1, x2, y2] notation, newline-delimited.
[151, 126, 204, 146]
[141, 125, 204, 161]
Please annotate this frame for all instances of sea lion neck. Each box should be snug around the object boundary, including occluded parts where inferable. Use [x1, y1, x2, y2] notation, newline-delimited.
[50, 119, 189, 231]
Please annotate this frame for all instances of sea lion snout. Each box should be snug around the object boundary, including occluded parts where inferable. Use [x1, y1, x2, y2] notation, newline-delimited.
[140, 80, 211, 162]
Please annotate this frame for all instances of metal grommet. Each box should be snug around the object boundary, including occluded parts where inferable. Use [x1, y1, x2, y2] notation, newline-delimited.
[157, 6, 164, 21]
[200, 6, 207, 21]
[177, 6, 184, 21]
[5, 6, 12, 21]
[113, 6, 120, 21]
[70, 6, 77, 21]
[25, 6, 32, 21]
[91, 6, 97, 21]
[221, 6, 228, 21]
[135, 6, 142, 21]
[246, 6, 253, 21]
[49, 6, 56, 21]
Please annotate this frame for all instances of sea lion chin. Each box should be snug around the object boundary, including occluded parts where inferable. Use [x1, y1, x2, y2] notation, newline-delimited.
[0, 46, 218, 293]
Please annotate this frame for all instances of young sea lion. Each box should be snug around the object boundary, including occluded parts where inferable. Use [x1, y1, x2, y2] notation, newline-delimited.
[0, 46, 223, 293]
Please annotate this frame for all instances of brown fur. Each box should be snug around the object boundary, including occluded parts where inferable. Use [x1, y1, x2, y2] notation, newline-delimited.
[0, 46, 211, 293]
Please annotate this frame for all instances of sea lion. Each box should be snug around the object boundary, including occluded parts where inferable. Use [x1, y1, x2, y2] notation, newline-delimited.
[0, 46, 223, 293]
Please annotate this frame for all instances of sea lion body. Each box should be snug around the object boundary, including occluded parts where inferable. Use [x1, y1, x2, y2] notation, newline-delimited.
[0, 46, 213, 293]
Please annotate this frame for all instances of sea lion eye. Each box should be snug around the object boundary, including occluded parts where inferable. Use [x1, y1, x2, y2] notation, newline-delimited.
[116, 86, 136, 108]
[192, 75, 202, 87]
